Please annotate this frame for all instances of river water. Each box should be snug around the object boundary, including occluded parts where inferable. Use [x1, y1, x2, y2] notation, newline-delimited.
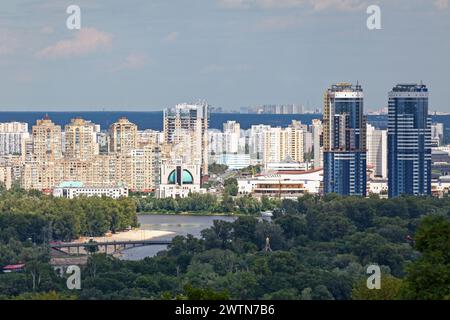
[120, 215, 237, 260]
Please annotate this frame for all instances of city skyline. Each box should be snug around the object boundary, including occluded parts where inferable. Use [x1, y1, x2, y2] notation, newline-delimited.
[1, 1, 450, 305]
[0, 0, 449, 112]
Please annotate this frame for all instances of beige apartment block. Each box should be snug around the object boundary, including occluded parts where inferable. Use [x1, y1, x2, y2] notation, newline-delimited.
[64, 118, 99, 161]
[109, 117, 138, 154]
[130, 144, 160, 192]
[263, 126, 304, 165]
[21, 161, 58, 190]
[32, 117, 62, 163]
[0, 166, 12, 189]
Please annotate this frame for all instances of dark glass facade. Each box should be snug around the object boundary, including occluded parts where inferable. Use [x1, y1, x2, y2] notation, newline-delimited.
[388, 84, 431, 197]
[323, 83, 367, 196]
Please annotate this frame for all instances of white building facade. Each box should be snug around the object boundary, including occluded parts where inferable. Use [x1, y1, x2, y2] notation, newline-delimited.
[367, 124, 388, 178]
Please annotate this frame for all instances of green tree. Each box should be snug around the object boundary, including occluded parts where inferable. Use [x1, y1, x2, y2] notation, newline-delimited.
[224, 178, 238, 196]
[402, 215, 450, 300]
[352, 276, 403, 300]
[208, 163, 228, 175]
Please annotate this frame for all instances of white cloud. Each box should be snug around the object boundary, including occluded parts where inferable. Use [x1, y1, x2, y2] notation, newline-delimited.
[0, 29, 19, 57]
[218, 0, 368, 11]
[36, 28, 112, 59]
[163, 31, 179, 43]
[200, 63, 251, 74]
[219, 0, 450, 11]
[40, 26, 55, 35]
[310, 0, 367, 11]
[113, 53, 152, 72]
[434, 0, 449, 10]
[256, 16, 302, 30]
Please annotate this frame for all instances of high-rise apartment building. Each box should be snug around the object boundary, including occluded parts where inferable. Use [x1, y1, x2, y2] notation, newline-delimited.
[208, 129, 225, 156]
[263, 122, 304, 165]
[388, 83, 431, 197]
[367, 124, 387, 178]
[109, 117, 138, 154]
[64, 118, 99, 160]
[137, 129, 164, 147]
[223, 121, 243, 154]
[431, 122, 444, 147]
[311, 119, 323, 169]
[32, 117, 62, 162]
[323, 83, 367, 196]
[0, 122, 30, 157]
[249, 125, 271, 164]
[131, 144, 160, 192]
[163, 103, 209, 176]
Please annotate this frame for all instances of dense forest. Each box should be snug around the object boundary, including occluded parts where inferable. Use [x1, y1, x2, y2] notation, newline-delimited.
[0, 192, 449, 300]
[0, 187, 138, 246]
[135, 192, 277, 215]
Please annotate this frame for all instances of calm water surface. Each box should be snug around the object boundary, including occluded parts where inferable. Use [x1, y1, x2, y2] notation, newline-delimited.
[120, 215, 237, 260]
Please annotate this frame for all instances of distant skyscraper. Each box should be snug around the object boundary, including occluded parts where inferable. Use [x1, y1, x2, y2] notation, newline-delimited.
[431, 122, 444, 147]
[262, 121, 304, 165]
[249, 124, 271, 165]
[323, 83, 367, 196]
[223, 121, 242, 154]
[109, 117, 138, 154]
[388, 83, 431, 197]
[163, 103, 209, 176]
[367, 124, 387, 178]
[311, 119, 323, 169]
[32, 116, 62, 162]
[0, 122, 29, 157]
[64, 118, 99, 160]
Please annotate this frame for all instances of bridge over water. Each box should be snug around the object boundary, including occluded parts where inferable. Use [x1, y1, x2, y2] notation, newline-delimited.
[51, 239, 172, 256]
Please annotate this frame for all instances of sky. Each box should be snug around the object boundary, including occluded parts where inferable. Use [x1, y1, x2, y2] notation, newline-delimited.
[0, 0, 449, 112]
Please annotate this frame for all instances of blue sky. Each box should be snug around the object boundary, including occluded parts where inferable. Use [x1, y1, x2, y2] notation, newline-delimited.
[0, 0, 449, 112]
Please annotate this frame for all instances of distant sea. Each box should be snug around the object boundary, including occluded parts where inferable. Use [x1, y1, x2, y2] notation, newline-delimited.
[0, 112, 449, 134]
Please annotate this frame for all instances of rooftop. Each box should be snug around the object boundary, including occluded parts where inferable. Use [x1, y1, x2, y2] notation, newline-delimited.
[392, 83, 428, 92]
[329, 83, 363, 92]
[57, 181, 85, 188]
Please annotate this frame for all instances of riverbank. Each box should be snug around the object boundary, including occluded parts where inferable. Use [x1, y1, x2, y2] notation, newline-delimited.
[75, 228, 175, 244]
[137, 211, 248, 217]
[120, 214, 238, 260]
[60, 228, 175, 257]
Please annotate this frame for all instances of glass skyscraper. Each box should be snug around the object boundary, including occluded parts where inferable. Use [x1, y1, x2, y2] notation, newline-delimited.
[388, 84, 431, 198]
[323, 83, 367, 196]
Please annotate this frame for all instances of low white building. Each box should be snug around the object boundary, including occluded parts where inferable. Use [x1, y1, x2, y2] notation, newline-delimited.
[217, 153, 251, 170]
[53, 182, 128, 199]
[238, 169, 323, 199]
[156, 161, 205, 198]
[432, 176, 450, 198]
[367, 179, 388, 196]
[264, 161, 312, 173]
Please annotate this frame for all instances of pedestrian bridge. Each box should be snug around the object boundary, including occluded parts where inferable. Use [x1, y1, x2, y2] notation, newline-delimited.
[50, 239, 172, 255]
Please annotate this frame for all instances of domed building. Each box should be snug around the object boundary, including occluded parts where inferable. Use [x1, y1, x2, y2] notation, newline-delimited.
[156, 160, 205, 198]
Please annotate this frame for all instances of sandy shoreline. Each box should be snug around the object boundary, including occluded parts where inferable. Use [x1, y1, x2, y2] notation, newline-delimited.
[52, 229, 174, 258]
[76, 229, 175, 244]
